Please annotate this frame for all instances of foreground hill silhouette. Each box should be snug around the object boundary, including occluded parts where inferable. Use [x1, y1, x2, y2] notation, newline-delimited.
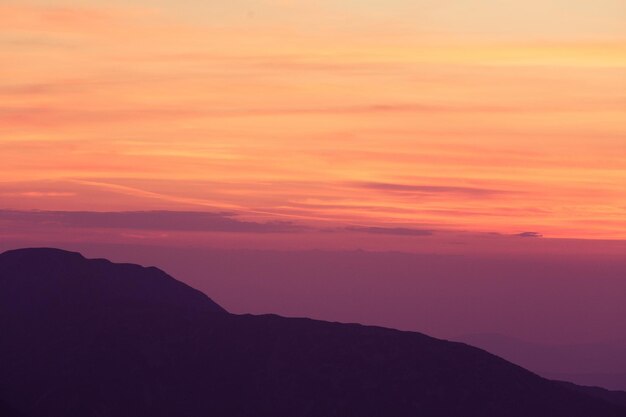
[0, 400, 25, 417]
[1, 248, 625, 417]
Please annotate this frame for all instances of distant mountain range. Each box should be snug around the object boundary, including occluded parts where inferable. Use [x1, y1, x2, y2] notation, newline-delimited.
[1, 248, 625, 417]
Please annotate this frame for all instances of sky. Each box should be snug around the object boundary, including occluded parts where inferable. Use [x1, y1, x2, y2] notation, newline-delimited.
[1, 0, 625, 247]
[1, 0, 626, 369]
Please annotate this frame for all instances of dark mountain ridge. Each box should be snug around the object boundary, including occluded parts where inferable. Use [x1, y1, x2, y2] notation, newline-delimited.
[1, 248, 624, 417]
[0, 247, 224, 315]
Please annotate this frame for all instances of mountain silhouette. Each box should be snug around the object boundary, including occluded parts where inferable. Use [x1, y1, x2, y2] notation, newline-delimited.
[1, 248, 625, 417]
[0, 400, 26, 417]
[455, 333, 626, 391]
[554, 381, 626, 409]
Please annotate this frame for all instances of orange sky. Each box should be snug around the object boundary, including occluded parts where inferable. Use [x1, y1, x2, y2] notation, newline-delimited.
[1, 0, 625, 241]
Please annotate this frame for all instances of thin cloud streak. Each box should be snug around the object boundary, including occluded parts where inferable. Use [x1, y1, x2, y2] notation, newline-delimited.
[515, 232, 544, 238]
[345, 226, 434, 236]
[357, 182, 505, 197]
[0, 210, 304, 233]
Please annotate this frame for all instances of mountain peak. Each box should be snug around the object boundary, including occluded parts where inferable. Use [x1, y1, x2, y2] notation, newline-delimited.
[0, 247, 226, 314]
[0, 247, 85, 261]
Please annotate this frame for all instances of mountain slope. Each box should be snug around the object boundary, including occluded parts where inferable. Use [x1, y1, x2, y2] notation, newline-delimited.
[0, 400, 26, 417]
[1, 248, 624, 417]
[554, 381, 626, 408]
[455, 333, 626, 391]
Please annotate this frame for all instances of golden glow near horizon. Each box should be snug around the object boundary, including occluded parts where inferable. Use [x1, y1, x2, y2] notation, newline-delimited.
[1, 1, 625, 239]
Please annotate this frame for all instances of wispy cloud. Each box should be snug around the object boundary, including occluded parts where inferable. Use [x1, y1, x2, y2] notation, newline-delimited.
[357, 182, 504, 197]
[0, 102, 540, 129]
[0, 210, 304, 233]
[0, 192, 76, 198]
[0, 4, 153, 34]
[345, 226, 433, 236]
[515, 231, 543, 238]
[0, 106, 200, 128]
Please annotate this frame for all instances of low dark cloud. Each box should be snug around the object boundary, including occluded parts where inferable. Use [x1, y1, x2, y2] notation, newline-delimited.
[515, 231, 543, 238]
[345, 226, 433, 236]
[0, 210, 304, 233]
[357, 182, 503, 197]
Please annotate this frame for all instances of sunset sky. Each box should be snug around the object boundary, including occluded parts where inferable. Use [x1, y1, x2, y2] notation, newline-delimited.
[1, 0, 625, 250]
